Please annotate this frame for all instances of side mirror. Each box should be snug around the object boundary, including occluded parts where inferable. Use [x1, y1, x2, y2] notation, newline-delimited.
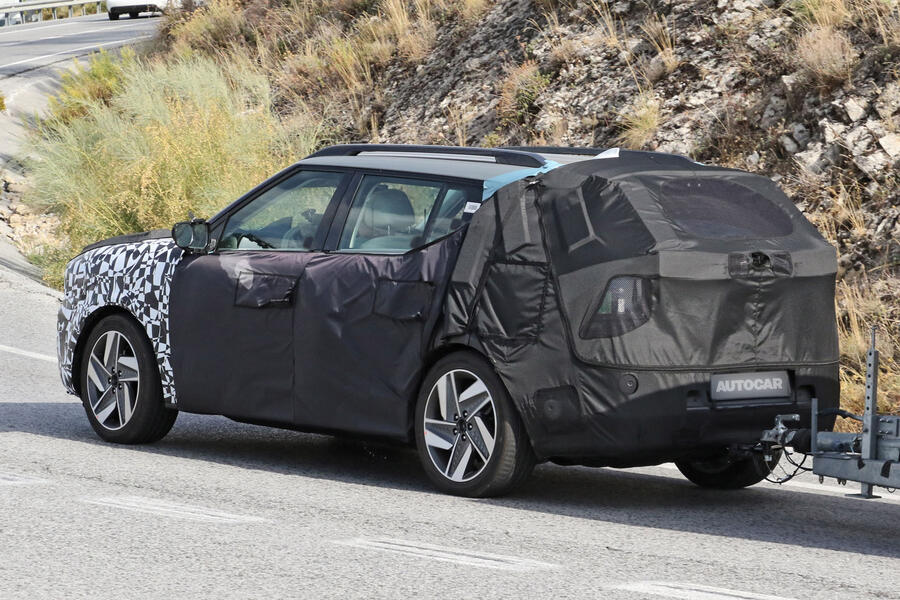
[172, 220, 210, 252]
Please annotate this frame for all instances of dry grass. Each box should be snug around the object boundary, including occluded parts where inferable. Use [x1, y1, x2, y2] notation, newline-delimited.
[641, 13, 679, 75]
[794, 0, 852, 27]
[584, 0, 624, 50]
[0, 92, 5, 112]
[834, 278, 900, 429]
[852, 0, 900, 46]
[497, 61, 550, 126]
[616, 90, 661, 148]
[795, 25, 857, 88]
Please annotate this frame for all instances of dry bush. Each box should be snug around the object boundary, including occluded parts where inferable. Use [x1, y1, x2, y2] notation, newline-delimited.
[0, 92, 5, 112]
[497, 61, 550, 126]
[457, 0, 489, 21]
[616, 91, 661, 148]
[28, 55, 322, 287]
[795, 25, 857, 87]
[640, 13, 679, 74]
[46, 49, 136, 125]
[169, 0, 254, 55]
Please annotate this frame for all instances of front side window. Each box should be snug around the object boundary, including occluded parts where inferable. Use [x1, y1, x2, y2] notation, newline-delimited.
[219, 170, 344, 251]
[337, 174, 479, 253]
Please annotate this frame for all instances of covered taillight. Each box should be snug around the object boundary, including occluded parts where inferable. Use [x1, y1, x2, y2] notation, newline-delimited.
[580, 276, 654, 338]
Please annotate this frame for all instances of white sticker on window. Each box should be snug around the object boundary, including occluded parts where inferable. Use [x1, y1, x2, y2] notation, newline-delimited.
[463, 202, 482, 213]
[595, 148, 620, 159]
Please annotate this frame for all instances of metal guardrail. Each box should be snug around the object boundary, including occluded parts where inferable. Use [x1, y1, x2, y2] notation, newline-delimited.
[0, 0, 105, 27]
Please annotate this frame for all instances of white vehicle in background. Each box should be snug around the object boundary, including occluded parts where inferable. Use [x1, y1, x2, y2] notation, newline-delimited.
[106, 0, 179, 20]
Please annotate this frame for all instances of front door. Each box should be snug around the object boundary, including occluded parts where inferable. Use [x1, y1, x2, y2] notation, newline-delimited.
[169, 168, 348, 423]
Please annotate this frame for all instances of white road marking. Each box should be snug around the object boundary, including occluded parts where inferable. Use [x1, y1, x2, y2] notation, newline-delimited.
[0, 342, 56, 363]
[0, 15, 99, 38]
[615, 581, 796, 600]
[654, 462, 900, 504]
[335, 538, 558, 572]
[0, 471, 47, 485]
[0, 35, 151, 70]
[0, 23, 143, 47]
[81, 496, 268, 524]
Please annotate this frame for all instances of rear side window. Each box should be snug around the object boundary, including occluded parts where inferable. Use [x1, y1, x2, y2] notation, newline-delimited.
[658, 179, 793, 240]
[337, 175, 480, 254]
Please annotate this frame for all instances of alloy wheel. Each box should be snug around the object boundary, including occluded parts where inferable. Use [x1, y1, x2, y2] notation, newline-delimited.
[422, 369, 497, 482]
[85, 331, 141, 431]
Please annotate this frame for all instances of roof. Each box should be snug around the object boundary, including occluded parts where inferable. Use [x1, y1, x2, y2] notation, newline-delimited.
[297, 154, 537, 181]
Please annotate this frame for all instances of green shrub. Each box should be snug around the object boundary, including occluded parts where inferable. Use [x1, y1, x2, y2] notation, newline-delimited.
[29, 54, 323, 282]
[47, 49, 136, 125]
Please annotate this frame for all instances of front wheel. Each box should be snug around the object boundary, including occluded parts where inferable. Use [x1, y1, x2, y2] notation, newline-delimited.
[80, 314, 177, 444]
[414, 352, 536, 497]
[108, 11, 119, 19]
[676, 449, 781, 489]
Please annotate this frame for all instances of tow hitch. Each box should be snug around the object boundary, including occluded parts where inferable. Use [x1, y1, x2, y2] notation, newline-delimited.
[759, 328, 899, 498]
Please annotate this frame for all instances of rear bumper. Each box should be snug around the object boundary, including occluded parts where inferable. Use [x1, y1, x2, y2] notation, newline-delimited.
[525, 364, 840, 466]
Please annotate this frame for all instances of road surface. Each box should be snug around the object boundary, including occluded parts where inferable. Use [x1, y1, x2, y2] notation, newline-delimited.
[0, 14, 898, 600]
[0, 13, 159, 169]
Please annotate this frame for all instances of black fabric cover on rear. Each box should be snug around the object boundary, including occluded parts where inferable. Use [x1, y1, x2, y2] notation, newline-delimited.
[438, 150, 840, 462]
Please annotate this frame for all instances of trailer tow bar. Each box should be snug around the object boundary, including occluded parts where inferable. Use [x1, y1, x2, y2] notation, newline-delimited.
[759, 327, 899, 497]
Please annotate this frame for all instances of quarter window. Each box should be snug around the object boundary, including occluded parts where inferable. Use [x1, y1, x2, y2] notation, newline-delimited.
[337, 175, 480, 253]
[220, 170, 344, 251]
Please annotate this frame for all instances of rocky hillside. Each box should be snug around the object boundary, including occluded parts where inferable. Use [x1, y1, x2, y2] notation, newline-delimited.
[7, 0, 900, 414]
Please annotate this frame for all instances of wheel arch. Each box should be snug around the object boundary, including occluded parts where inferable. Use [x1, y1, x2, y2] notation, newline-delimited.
[71, 306, 148, 396]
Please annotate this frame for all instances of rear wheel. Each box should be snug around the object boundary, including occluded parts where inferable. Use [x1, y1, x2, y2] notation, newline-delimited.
[129, 11, 139, 18]
[676, 449, 781, 489]
[415, 352, 536, 497]
[80, 314, 177, 444]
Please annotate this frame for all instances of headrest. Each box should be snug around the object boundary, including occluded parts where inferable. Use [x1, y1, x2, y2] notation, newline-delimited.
[365, 189, 415, 231]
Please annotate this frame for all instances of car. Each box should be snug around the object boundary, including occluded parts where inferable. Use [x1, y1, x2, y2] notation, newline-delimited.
[57, 144, 840, 497]
[106, 0, 177, 20]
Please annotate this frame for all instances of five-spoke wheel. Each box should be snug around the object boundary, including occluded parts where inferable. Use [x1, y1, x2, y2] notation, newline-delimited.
[85, 330, 140, 431]
[415, 352, 535, 497]
[80, 315, 177, 444]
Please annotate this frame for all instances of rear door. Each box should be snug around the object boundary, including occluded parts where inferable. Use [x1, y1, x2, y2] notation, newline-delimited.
[291, 172, 481, 439]
[169, 168, 349, 422]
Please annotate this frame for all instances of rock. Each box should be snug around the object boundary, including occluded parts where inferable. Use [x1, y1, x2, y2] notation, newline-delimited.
[790, 122, 811, 148]
[853, 151, 891, 178]
[844, 97, 868, 122]
[878, 133, 900, 158]
[780, 135, 800, 154]
[644, 54, 668, 83]
[761, 95, 787, 128]
[875, 81, 900, 119]
[781, 73, 801, 97]
[845, 124, 874, 155]
[820, 119, 846, 144]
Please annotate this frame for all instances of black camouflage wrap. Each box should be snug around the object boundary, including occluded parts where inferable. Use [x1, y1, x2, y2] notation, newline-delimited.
[438, 151, 840, 464]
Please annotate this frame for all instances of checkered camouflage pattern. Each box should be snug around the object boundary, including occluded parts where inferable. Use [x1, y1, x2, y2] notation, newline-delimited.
[57, 239, 183, 405]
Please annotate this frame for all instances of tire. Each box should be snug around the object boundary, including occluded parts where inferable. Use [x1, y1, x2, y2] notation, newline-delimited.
[414, 351, 536, 497]
[676, 449, 781, 489]
[129, 11, 139, 18]
[108, 11, 119, 19]
[79, 314, 177, 444]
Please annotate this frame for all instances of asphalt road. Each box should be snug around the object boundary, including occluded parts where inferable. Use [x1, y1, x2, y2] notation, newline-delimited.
[1, 15, 899, 600]
[0, 13, 159, 169]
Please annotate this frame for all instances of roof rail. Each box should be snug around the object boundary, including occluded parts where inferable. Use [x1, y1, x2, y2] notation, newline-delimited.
[307, 144, 547, 168]
[500, 145, 608, 156]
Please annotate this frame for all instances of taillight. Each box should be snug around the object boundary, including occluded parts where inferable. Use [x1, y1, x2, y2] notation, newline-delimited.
[580, 276, 654, 338]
